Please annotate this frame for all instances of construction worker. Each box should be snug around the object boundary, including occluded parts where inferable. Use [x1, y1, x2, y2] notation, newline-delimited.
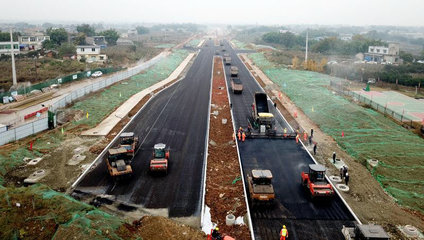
[237, 131, 241, 141]
[280, 225, 288, 240]
[283, 128, 287, 138]
[313, 143, 317, 155]
[232, 132, 236, 142]
[242, 132, 246, 142]
[211, 227, 222, 240]
[345, 172, 350, 185]
[333, 152, 337, 164]
[310, 128, 314, 137]
[295, 134, 299, 144]
[303, 131, 307, 141]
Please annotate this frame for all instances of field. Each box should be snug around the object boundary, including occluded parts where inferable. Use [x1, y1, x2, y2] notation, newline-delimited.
[248, 52, 424, 213]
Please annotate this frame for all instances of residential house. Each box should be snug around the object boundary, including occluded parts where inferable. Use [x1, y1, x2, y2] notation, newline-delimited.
[86, 36, 107, 49]
[364, 43, 401, 64]
[128, 29, 137, 37]
[76, 45, 107, 63]
[116, 38, 135, 46]
[19, 34, 50, 50]
[0, 42, 20, 55]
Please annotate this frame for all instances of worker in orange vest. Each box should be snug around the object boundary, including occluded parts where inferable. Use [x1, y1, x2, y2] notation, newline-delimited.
[280, 225, 288, 240]
[303, 131, 307, 141]
[283, 128, 287, 138]
[237, 131, 241, 141]
[296, 134, 299, 143]
[242, 132, 246, 142]
[232, 132, 236, 142]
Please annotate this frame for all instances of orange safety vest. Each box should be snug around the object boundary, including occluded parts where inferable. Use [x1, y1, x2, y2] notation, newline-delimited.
[237, 131, 241, 140]
[242, 132, 246, 142]
[280, 228, 288, 238]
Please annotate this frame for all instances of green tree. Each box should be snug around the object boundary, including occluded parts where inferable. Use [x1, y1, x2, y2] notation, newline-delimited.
[47, 28, 68, 45]
[0, 31, 20, 41]
[400, 51, 414, 63]
[99, 29, 120, 46]
[136, 26, 149, 35]
[58, 43, 76, 57]
[73, 32, 87, 45]
[42, 39, 56, 49]
[76, 24, 96, 37]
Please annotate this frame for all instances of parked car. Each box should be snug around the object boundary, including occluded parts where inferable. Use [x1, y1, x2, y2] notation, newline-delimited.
[91, 71, 103, 77]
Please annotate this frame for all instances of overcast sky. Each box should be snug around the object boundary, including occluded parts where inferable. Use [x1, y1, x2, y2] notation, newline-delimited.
[2, 0, 423, 26]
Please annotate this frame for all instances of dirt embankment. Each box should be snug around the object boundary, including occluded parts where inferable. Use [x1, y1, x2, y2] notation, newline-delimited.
[240, 54, 424, 238]
[205, 57, 250, 239]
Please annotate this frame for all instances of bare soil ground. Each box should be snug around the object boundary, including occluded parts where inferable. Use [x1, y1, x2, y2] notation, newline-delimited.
[205, 57, 250, 239]
[240, 54, 424, 239]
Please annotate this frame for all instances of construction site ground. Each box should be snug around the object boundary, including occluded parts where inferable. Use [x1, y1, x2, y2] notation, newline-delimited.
[239, 50, 424, 238]
[205, 56, 250, 239]
[0, 41, 208, 239]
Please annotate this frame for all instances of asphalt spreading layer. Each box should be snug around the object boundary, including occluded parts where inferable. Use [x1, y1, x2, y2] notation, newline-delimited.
[73, 40, 215, 218]
[223, 40, 356, 240]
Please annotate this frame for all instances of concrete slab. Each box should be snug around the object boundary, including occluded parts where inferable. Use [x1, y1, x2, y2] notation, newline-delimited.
[328, 157, 347, 170]
[81, 53, 196, 136]
[24, 169, 48, 184]
[27, 157, 43, 166]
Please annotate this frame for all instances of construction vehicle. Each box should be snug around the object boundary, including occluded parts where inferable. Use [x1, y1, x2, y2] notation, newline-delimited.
[106, 147, 133, 178]
[150, 143, 170, 174]
[119, 132, 138, 158]
[230, 66, 239, 77]
[301, 164, 335, 199]
[224, 56, 231, 65]
[230, 77, 243, 94]
[247, 169, 275, 206]
[342, 224, 390, 240]
[249, 92, 275, 133]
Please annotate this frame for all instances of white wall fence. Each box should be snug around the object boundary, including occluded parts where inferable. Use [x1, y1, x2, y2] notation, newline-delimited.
[0, 53, 166, 146]
[0, 117, 48, 146]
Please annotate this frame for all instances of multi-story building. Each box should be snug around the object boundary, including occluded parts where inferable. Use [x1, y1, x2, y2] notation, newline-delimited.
[76, 45, 107, 63]
[19, 35, 50, 50]
[0, 41, 20, 55]
[364, 43, 401, 64]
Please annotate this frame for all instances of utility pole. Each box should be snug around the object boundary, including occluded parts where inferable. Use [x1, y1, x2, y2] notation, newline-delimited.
[10, 28, 17, 86]
[305, 30, 309, 65]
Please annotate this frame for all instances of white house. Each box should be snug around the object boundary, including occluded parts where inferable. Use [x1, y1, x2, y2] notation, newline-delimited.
[0, 42, 20, 55]
[365, 43, 400, 64]
[76, 45, 107, 63]
[19, 35, 50, 50]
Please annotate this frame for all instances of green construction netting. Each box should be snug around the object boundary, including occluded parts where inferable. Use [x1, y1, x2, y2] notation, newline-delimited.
[249, 52, 424, 213]
[187, 39, 201, 47]
[0, 132, 64, 185]
[0, 184, 133, 240]
[72, 49, 189, 127]
[231, 40, 249, 50]
[154, 43, 176, 49]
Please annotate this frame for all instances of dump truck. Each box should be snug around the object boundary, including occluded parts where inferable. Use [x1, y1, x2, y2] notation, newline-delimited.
[301, 164, 334, 199]
[150, 143, 170, 174]
[230, 66, 239, 77]
[250, 92, 275, 130]
[106, 147, 133, 178]
[342, 224, 390, 240]
[119, 132, 138, 158]
[247, 169, 275, 206]
[231, 77, 243, 94]
[224, 56, 232, 65]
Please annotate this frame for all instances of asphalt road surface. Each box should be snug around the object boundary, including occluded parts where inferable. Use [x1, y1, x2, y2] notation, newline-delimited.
[222, 41, 356, 240]
[73, 40, 215, 218]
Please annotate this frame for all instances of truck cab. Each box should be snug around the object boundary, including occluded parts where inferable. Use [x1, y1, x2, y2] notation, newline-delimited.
[230, 66, 239, 77]
[251, 92, 275, 131]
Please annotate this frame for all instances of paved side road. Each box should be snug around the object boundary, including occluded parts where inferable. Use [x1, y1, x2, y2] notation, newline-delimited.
[73, 40, 215, 219]
[223, 40, 355, 240]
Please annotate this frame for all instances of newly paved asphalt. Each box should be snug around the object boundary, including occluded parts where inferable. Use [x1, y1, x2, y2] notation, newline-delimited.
[73, 40, 215, 218]
[223, 41, 356, 240]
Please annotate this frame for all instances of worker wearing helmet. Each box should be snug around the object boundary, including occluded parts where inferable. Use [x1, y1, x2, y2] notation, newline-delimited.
[280, 225, 288, 240]
[211, 227, 222, 240]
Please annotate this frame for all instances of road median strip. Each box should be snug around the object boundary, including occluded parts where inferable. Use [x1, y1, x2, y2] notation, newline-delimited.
[204, 56, 251, 239]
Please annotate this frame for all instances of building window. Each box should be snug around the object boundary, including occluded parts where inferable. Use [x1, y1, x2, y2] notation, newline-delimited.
[377, 49, 380, 53]
[383, 50, 387, 54]
[92, 48, 96, 52]
[100, 56, 104, 60]
[81, 48, 85, 52]
[30, 37, 36, 42]
[370, 48, 374, 52]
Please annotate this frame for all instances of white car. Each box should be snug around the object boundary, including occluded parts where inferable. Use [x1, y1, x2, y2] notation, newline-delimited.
[91, 71, 103, 77]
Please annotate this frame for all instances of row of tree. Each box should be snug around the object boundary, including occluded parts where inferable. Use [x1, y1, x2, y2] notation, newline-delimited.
[262, 32, 385, 55]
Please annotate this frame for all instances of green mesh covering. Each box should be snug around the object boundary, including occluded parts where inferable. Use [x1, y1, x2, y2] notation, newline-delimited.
[0, 132, 64, 184]
[186, 39, 201, 47]
[154, 43, 176, 48]
[231, 40, 249, 50]
[72, 49, 189, 127]
[249, 52, 424, 213]
[0, 184, 134, 240]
